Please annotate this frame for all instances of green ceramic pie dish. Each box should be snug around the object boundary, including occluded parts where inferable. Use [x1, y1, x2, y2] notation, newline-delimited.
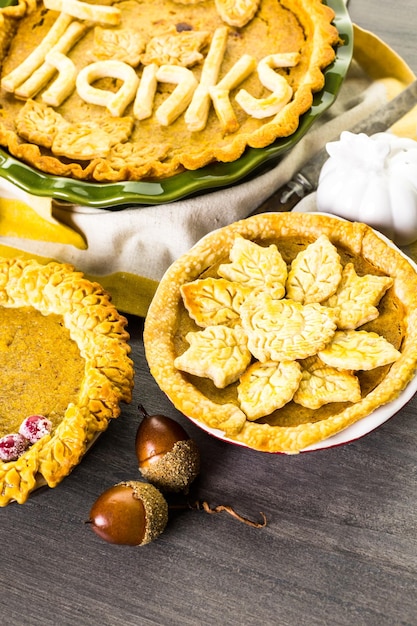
[0, 0, 353, 208]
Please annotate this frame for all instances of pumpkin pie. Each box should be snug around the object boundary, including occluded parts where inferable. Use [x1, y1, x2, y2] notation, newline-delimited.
[0, 257, 134, 506]
[143, 213, 417, 453]
[0, 0, 339, 182]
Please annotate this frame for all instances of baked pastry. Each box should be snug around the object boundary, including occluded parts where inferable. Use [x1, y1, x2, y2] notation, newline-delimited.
[0, 257, 134, 506]
[0, 0, 339, 182]
[144, 213, 417, 453]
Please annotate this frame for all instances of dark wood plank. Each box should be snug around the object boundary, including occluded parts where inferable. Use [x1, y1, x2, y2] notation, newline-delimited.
[2, 2, 417, 625]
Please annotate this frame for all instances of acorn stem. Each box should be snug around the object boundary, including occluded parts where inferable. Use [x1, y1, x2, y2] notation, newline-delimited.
[168, 497, 267, 528]
[191, 500, 267, 528]
[138, 404, 150, 420]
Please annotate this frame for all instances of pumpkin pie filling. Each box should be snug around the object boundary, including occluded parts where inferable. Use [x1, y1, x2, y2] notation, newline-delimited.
[0, 307, 84, 437]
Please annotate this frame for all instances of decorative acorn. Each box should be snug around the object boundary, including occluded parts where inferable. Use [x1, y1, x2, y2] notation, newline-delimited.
[88, 481, 168, 546]
[135, 405, 200, 493]
[87, 406, 266, 547]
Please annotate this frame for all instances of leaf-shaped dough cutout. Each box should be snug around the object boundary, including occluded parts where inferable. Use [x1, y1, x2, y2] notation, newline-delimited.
[286, 234, 342, 304]
[93, 26, 146, 67]
[142, 30, 210, 67]
[240, 292, 338, 362]
[180, 277, 252, 327]
[238, 360, 302, 420]
[318, 330, 401, 371]
[16, 99, 69, 149]
[52, 123, 112, 160]
[215, 0, 261, 27]
[174, 325, 251, 388]
[294, 357, 361, 409]
[324, 263, 393, 329]
[218, 235, 287, 295]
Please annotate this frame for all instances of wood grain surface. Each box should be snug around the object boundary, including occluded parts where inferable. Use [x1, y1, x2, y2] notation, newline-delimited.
[2, 2, 417, 625]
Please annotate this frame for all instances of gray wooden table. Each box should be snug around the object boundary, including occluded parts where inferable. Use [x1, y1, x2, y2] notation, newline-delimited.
[2, 2, 417, 625]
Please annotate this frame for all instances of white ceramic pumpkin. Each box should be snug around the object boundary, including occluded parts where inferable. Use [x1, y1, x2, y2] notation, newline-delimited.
[316, 131, 417, 245]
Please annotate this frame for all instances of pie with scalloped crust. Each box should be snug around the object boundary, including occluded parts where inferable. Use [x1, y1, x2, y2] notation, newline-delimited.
[143, 213, 417, 454]
[0, 257, 134, 506]
[0, 0, 339, 182]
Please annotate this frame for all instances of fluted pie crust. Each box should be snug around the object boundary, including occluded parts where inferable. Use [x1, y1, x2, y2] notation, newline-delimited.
[144, 213, 417, 453]
[0, 0, 339, 182]
[0, 258, 134, 506]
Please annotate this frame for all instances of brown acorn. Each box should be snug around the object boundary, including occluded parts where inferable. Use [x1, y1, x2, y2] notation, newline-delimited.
[88, 481, 168, 546]
[135, 405, 200, 493]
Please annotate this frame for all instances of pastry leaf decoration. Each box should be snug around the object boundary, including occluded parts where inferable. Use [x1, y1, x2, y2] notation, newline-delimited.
[324, 263, 393, 329]
[240, 293, 338, 362]
[174, 325, 251, 388]
[238, 360, 302, 420]
[318, 330, 401, 371]
[218, 235, 287, 295]
[180, 277, 252, 327]
[286, 234, 342, 304]
[294, 357, 361, 409]
[175, 235, 401, 415]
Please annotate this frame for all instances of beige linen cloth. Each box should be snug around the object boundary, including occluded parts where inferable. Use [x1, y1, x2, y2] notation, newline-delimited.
[0, 25, 416, 316]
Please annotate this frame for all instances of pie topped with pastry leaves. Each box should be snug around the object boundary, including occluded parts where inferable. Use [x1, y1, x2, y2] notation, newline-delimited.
[0, 257, 134, 506]
[0, 0, 339, 182]
[144, 213, 417, 453]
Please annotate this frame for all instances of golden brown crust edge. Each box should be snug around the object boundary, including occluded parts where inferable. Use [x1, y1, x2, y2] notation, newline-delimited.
[0, 258, 134, 506]
[143, 213, 417, 453]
